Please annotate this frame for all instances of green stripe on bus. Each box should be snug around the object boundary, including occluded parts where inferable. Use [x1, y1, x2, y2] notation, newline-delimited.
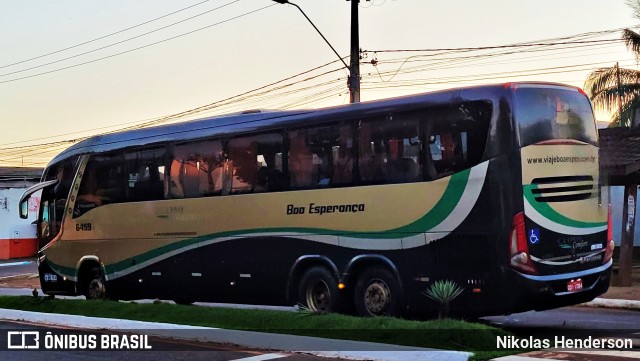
[382, 168, 469, 237]
[47, 260, 77, 279]
[104, 170, 472, 275]
[523, 184, 606, 228]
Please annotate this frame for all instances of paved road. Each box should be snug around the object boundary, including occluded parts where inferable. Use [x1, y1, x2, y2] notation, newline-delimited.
[485, 306, 640, 331]
[483, 306, 640, 349]
[0, 260, 37, 278]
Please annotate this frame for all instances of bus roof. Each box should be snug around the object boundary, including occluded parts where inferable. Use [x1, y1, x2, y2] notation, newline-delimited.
[46, 82, 578, 167]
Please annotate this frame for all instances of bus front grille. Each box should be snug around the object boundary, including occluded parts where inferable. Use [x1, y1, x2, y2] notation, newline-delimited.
[530, 175, 593, 203]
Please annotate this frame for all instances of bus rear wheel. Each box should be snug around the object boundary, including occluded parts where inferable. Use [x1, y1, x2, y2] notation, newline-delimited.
[297, 267, 339, 314]
[354, 267, 402, 317]
[85, 267, 107, 300]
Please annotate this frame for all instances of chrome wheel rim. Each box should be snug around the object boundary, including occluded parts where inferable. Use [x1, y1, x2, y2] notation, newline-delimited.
[306, 280, 330, 313]
[88, 278, 105, 299]
[364, 279, 390, 315]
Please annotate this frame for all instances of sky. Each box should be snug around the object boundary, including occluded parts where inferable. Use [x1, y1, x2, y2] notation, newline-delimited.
[0, 0, 637, 167]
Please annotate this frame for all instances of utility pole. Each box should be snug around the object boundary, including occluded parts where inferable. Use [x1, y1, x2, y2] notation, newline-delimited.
[349, 0, 361, 103]
[273, 0, 362, 103]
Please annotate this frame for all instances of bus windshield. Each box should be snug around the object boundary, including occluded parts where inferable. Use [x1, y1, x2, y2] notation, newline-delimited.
[515, 86, 598, 147]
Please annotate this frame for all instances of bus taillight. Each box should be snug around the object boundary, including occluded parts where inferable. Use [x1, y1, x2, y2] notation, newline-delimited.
[604, 204, 615, 264]
[509, 212, 537, 274]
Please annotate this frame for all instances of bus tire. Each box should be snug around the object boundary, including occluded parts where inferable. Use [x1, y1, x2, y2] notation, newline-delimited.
[297, 266, 339, 314]
[354, 267, 402, 317]
[85, 267, 107, 300]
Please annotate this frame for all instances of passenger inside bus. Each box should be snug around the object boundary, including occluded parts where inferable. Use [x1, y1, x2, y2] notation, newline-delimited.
[75, 166, 106, 216]
[132, 164, 164, 201]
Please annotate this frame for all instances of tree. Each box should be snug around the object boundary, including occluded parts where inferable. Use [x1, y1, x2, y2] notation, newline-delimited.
[585, 1, 640, 127]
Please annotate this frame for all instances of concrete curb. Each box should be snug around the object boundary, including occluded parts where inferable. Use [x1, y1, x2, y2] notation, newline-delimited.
[0, 308, 472, 361]
[580, 297, 640, 310]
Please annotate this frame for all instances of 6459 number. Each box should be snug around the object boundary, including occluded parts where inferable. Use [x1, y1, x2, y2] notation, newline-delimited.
[76, 223, 92, 231]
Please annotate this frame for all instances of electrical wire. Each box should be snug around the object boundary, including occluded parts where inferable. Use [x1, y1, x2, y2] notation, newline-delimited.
[0, 3, 275, 84]
[0, 0, 212, 69]
[0, 0, 241, 78]
[3, 26, 639, 166]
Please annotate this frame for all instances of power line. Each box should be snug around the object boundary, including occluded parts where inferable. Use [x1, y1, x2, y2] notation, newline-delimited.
[0, 3, 274, 84]
[366, 39, 625, 82]
[0, 0, 241, 78]
[3, 26, 639, 166]
[361, 60, 639, 89]
[368, 39, 622, 54]
[0, 59, 345, 150]
[0, 0, 211, 69]
[366, 25, 640, 54]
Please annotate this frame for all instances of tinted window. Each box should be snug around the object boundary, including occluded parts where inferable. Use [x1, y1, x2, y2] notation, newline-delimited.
[74, 148, 167, 217]
[170, 140, 225, 198]
[515, 87, 597, 146]
[359, 114, 422, 184]
[289, 123, 353, 188]
[228, 133, 284, 194]
[426, 101, 491, 179]
[40, 156, 78, 242]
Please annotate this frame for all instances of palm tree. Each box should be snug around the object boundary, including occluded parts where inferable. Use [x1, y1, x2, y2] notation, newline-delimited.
[585, 1, 640, 127]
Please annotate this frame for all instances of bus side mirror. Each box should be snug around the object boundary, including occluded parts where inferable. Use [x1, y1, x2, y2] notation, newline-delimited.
[19, 199, 29, 219]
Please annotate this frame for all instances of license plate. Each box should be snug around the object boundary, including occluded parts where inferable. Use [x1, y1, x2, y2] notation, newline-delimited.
[567, 279, 583, 292]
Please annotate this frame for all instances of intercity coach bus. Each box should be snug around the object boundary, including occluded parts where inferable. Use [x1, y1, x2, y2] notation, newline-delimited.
[19, 82, 612, 317]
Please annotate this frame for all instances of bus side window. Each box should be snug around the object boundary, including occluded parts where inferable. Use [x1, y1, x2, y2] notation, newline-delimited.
[430, 131, 459, 177]
[228, 132, 284, 194]
[171, 139, 225, 198]
[289, 130, 314, 187]
[123, 148, 167, 202]
[74, 154, 129, 217]
[359, 114, 422, 184]
[426, 101, 491, 179]
[76, 165, 103, 214]
[288, 123, 353, 189]
[169, 160, 185, 198]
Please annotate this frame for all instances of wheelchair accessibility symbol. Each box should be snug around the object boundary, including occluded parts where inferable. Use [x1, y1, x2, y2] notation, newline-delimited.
[529, 228, 540, 244]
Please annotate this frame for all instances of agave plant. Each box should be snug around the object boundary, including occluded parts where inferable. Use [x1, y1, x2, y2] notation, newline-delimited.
[422, 280, 464, 319]
[295, 302, 324, 317]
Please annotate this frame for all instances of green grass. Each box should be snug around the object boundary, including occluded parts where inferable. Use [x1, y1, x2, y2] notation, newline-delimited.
[0, 296, 522, 360]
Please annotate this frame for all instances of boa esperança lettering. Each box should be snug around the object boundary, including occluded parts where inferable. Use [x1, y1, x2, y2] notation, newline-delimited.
[286, 202, 366, 215]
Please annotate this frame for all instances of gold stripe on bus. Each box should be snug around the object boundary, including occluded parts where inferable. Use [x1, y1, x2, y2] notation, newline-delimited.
[50, 178, 452, 270]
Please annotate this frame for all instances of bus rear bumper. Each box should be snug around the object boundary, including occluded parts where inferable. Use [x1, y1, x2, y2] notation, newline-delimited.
[506, 260, 612, 313]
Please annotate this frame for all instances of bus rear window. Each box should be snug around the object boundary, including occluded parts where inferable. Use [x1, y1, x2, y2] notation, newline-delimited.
[515, 87, 597, 146]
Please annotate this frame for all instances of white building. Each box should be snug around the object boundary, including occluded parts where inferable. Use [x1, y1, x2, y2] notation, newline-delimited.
[0, 168, 43, 259]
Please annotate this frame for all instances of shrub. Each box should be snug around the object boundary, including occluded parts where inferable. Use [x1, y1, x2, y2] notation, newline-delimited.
[422, 280, 464, 319]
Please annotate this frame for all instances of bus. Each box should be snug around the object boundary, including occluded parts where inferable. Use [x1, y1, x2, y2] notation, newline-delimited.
[19, 82, 612, 318]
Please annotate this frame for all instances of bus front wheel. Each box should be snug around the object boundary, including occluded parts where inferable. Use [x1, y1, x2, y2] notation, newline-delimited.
[297, 266, 339, 314]
[85, 267, 107, 300]
[354, 267, 402, 317]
